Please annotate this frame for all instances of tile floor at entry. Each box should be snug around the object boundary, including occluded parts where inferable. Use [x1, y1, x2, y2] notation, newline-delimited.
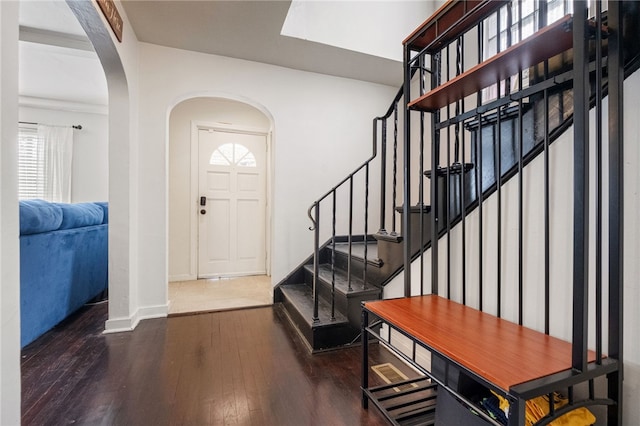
[168, 274, 272, 315]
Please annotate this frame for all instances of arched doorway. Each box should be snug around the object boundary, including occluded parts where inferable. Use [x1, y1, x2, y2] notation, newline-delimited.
[65, 0, 136, 333]
[167, 97, 274, 314]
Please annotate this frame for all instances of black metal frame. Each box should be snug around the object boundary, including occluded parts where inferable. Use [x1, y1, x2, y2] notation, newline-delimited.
[362, 0, 624, 424]
[361, 305, 618, 426]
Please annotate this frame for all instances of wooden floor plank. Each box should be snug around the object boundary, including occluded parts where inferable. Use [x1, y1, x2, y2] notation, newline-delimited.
[21, 302, 401, 425]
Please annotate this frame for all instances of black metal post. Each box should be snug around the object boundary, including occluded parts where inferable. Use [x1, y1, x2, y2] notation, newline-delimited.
[594, 0, 603, 364]
[496, 98, 503, 318]
[393, 105, 399, 236]
[544, 58, 550, 336]
[313, 204, 320, 322]
[431, 51, 441, 296]
[477, 20, 484, 311]
[364, 163, 369, 289]
[518, 96, 523, 326]
[517, 17, 525, 325]
[419, 54, 426, 296]
[348, 175, 354, 292]
[332, 191, 336, 320]
[571, 0, 589, 373]
[446, 44, 451, 299]
[607, 0, 624, 423]
[496, 2, 504, 319]
[403, 44, 413, 297]
[379, 118, 387, 234]
[361, 308, 369, 409]
[457, 35, 467, 305]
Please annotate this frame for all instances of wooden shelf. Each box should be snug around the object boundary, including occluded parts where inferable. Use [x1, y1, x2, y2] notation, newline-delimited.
[364, 295, 597, 392]
[408, 14, 574, 113]
[404, 0, 507, 53]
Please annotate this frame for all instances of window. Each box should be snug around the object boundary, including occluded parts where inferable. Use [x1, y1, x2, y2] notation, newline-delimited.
[481, 0, 575, 103]
[18, 126, 45, 200]
[17, 124, 73, 202]
[210, 143, 257, 167]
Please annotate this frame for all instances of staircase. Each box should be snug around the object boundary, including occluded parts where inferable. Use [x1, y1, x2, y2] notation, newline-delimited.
[275, 0, 640, 353]
[276, 238, 382, 351]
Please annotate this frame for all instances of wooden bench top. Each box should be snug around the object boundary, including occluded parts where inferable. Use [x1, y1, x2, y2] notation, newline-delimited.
[364, 295, 596, 392]
[408, 14, 574, 112]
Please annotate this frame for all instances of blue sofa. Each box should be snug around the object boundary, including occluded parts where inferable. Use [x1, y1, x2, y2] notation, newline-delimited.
[19, 199, 108, 348]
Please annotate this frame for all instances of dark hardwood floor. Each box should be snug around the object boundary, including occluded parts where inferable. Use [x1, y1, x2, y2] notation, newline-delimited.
[21, 302, 408, 425]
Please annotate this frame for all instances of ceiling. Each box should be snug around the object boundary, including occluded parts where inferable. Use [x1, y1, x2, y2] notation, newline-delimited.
[120, 0, 404, 87]
[17, 0, 439, 109]
[19, 1, 109, 110]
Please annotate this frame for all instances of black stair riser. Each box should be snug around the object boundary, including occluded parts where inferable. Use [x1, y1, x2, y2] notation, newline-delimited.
[281, 294, 315, 345]
[303, 267, 350, 314]
[344, 291, 381, 329]
[331, 249, 385, 287]
[303, 267, 381, 326]
[302, 265, 379, 299]
[280, 294, 359, 351]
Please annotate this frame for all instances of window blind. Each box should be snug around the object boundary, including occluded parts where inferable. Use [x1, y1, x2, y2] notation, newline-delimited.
[18, 125, 45, 200]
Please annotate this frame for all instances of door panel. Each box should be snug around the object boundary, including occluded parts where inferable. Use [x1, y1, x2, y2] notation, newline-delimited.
[209, 171, 230, 191]
[237, 199, 259, 259]
[198, 129, 266, 277]
[208, 199, 230, 261]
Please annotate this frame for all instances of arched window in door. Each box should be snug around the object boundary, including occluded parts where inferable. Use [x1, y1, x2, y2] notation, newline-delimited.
[210, 142, 257, 167]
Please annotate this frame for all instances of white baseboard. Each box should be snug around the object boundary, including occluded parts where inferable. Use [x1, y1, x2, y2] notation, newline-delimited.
[103, 303, 169, 334]
[138, 304, 169, 320]
[169, 273, 196, 282]
[104, 313, 138, 334]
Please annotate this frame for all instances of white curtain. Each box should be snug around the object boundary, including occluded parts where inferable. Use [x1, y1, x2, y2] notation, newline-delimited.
[37, 124, 73, 203]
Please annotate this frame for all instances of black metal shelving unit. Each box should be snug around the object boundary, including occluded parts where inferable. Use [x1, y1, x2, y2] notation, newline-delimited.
[362, 1, 625, 424]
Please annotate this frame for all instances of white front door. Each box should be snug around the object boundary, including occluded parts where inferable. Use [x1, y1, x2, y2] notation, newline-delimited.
[198, 128, 267, 278]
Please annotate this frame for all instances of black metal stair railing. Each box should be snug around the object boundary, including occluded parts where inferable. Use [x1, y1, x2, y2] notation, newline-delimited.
[307, 86, 405, 322]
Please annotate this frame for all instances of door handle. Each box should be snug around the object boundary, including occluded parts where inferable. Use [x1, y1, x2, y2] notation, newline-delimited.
[200, 196, 207, 206]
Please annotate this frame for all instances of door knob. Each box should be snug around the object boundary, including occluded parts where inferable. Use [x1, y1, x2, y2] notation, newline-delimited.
[200, 209, 206, 215]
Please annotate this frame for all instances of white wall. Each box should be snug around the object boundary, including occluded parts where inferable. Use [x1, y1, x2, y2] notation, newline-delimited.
[620, 69, 640, 425]
[136, 41, 397, 314]
[168, 97, 270, 281]
[384, 69, 640, 424]
[0, 2, 21, 423]
[19, 106, 108, 202]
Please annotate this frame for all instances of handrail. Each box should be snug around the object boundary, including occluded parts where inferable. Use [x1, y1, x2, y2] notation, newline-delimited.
[307, 84, 406, 232]
[307, 82, 406, 321]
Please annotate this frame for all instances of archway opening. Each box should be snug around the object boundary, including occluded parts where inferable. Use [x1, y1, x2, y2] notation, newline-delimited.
[168, 96, 274, 315]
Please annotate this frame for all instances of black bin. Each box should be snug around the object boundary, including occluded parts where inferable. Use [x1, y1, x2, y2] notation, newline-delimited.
[434, 387, 492, 426]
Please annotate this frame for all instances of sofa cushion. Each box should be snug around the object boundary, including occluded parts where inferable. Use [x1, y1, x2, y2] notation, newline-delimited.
[94, 202, 109, 224]
[56, 203, 104, 229]
[19, 200, 63, 235]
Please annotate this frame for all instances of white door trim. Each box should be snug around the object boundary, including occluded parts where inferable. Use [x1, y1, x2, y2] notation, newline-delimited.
[190, 121, 271, 279]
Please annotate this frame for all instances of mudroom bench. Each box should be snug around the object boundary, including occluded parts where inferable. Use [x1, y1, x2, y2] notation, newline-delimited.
[361, 295, 616, 425]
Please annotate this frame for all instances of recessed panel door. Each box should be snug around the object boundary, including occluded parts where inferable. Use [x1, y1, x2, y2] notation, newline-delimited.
[198, 129, 266, 277]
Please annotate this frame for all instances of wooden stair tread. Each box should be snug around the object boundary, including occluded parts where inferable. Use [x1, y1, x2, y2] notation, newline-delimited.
[332, 241, 379, 265]
[375, 231, 403, 243]
[408, 14, 574, 112]
[423, 163, 474, 178]
[404, 0, 507, 53]
[304, 264, 380, 296]
[394, 204, 432, 214]
[280, 283, 348, 326]
[363, 295, 599, 392]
